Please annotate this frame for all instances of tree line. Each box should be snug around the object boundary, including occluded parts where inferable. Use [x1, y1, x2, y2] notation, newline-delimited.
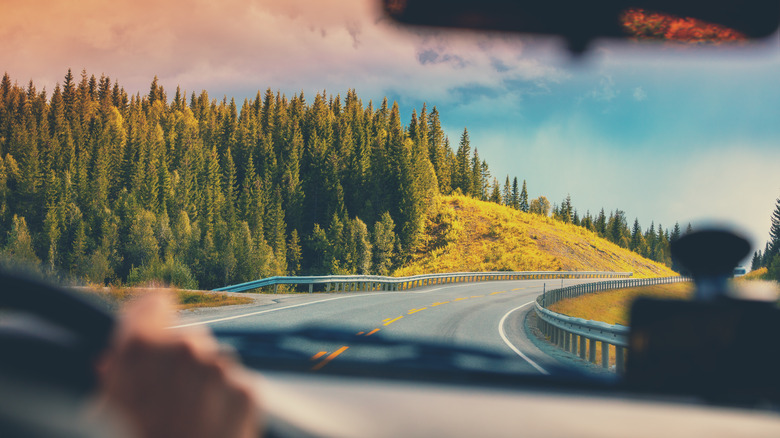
[0, 70, 683, 289]
[750, 196, 780, 280]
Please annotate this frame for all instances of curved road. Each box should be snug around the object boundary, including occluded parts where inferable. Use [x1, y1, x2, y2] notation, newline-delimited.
[175, 279, 598, 374]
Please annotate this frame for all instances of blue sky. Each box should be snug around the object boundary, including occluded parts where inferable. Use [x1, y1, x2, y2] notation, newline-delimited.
[3, 0, 779, 258]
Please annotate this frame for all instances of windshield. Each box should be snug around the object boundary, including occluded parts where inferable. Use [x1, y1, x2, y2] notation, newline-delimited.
[2, 0, 779, 381]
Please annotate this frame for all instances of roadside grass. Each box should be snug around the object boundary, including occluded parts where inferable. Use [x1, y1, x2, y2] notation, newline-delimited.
[395, 195, 677, 278]
[89, 286, 253, 310]
[548, 282, 694, 326]
[742, 267, 768, 281]
[545, 282, 693, 367]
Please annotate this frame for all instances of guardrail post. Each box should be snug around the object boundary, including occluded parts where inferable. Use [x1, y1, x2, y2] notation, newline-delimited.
[564, 331, 570, 352]
[602, 343, 610, 368]
[326, 283, 331, 292]
[273, 284, 278, 294]
[616, 347, 625, 375]
[308, 283, 313, 293]
[579, 335, 586, 359]
[588, 338, 596, 364]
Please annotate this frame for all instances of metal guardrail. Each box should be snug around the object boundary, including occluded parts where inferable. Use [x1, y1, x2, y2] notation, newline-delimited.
[534, 276, 690, 373]
[214, 271, 633, 293]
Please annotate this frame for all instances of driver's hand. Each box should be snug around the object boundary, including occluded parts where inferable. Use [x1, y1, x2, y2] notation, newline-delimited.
[96, 293, 262, 438]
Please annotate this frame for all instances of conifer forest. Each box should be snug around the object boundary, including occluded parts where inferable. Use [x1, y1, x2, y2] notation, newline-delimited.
[0, 70, 683, 289]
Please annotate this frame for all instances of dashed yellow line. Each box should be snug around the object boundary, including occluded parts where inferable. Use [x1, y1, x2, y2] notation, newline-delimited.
[366, 328, 380, 336]
[356, 331, 365, 336]
[407, 307, 427, 315]
[383, 316, 403, 326]
[382, 317, 392, 322]
[490, 291, 506, 295]
[471, 295, 484, 298]
[311, 346, 349, 371]
[511, 287, 525, 291]
[454, 297, 469, 302]
[431, 301, 449, 307]
[310, 351, 327, 361]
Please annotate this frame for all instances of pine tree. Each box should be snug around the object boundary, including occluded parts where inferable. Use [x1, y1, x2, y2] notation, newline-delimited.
[3, 215, 40, 266]
[630, 218, 643, 252]
[454, 128, 471, 195]
[559, 194, 573, 223]
[767, 195, 780, 261]
[489, 178, 502, 204]
[595, 209, 607, 237]
[502, 176, 511, 207]
[670, 222, 682, 242]
[287, 229, 302, 275]
[751, 251, 762, 271]
[372, 212, 396, 275]
[428, 106, 450, 193]
[518, 179, 529, 212]
[222, 148, 238, 229]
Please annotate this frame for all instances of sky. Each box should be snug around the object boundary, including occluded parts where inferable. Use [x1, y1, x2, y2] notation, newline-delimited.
[3, 0, 780, 260]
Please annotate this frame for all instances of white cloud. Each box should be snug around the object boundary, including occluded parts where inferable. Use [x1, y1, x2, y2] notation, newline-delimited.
[1, 0, 566, 106]
[633, 86, 647, 101]
[587, 75, 618, 102]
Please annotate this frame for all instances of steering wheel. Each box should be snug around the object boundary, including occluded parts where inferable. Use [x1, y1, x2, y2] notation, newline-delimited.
[0, 269, 115, 394]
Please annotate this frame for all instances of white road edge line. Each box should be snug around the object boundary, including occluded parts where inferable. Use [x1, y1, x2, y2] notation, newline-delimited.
[174, 279, 547, 328]
[172, 293, 395, 328]
[498, 301, 549, 375]
[172, 286, 456, 328]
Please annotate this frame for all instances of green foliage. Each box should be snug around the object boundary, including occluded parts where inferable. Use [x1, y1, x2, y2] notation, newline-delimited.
[767, 196, 780, 263]
[4, 215, 40, 265]
[529, 196, 550, 216]
[371, 212, 397, 275]
[0, 71, 683, 289]
[126, 256, 198, 290]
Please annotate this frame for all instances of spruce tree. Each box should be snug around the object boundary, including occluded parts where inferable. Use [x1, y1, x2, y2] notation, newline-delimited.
[767, 195, 780, 261]
[372, 212, 396, 275]
[519, 179, 529, 212]
[503, 176, 511, 207]
[751, 251, 762, 271]
[511, 177, 520, 209]
[595, 209, 607, 237]
[454, 128, 471, 195]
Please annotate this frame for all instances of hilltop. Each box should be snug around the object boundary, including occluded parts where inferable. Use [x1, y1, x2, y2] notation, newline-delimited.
[395, 195, 677, 278]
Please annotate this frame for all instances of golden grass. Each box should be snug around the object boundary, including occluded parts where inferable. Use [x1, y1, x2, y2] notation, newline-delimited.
[89, 287, 253, 310]
[395, 195, 677, 278]
[742, 267, 768, 281]
[549, 282, 693, 326]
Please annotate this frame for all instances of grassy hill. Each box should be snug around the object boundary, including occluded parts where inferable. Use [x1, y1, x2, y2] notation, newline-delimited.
[394, 195, 677, 278]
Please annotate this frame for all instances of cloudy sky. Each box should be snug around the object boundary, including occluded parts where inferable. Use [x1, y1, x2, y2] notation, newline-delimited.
[3, 0, 780, 258]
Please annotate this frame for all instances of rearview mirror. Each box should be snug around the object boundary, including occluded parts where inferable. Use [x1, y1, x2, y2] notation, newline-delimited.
[382, 0, 780, 53]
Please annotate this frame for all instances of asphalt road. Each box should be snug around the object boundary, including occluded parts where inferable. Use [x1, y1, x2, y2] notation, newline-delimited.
[175, 279, 600, 375]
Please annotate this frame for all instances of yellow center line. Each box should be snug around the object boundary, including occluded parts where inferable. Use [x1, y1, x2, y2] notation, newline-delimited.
[454, 297, 469, 301]
[366, 328, 380, 336]
[431, 301, 450, 307]
[310, 351, 327, 361]
[383, 316, 403, 326]
[511, 287, 525, 291]
[356, 331, 365, 336]
[311, 346, 349, 371]
[490, 291, 506, 295]
[471, 295, 484, 298]
[407, 307, 427, 314]
[382, 318, 391, 322]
